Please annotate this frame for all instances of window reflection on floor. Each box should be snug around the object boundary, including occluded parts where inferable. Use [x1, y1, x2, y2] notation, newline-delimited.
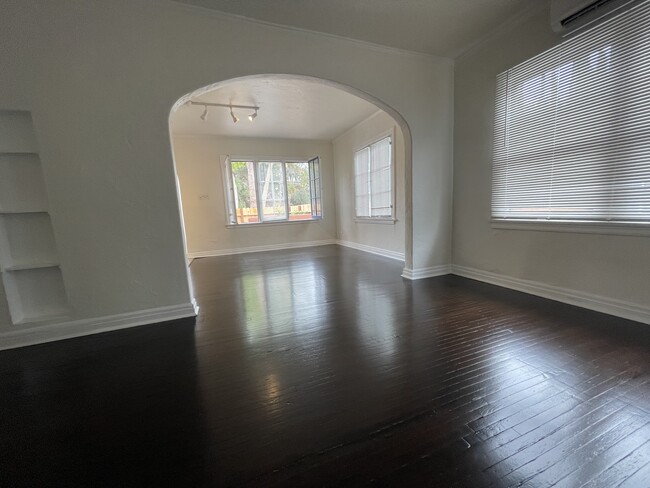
[237, 261, 329, 343]
[355, 284, 397, 363]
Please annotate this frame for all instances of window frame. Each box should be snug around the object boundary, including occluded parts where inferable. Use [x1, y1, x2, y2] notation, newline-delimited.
[490, 1, 650, 237]
[353, 129, 396, 224]
[223, 155, 323, 227]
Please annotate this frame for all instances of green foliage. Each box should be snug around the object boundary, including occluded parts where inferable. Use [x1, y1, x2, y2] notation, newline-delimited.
[231, 161, 252, 208]
[286, 163, 310, 206]
[231, 161, 312, 210]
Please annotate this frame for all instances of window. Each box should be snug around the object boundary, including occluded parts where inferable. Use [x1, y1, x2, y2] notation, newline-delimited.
[354, 135, 394, 219]
[225, 157, 322, 225]
[492, 0, 650, 228]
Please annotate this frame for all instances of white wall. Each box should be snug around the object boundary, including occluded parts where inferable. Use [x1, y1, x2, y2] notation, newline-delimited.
[453, 8, 650, 322]
[173, 135, 336, 255]
[0, 0, 453, 346]
[333, 111, 405, 258]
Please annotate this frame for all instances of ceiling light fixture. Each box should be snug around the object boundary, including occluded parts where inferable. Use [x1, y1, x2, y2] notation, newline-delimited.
[187, 101, 259, 124]
[230, 107, 239, 124]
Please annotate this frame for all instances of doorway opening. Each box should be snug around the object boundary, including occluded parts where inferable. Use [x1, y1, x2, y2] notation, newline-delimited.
[168, 75, 412, 272]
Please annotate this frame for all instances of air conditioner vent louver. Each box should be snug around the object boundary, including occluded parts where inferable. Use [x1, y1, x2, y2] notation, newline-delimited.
[551, 0, 642, 34]
[561, 0, 616, 26]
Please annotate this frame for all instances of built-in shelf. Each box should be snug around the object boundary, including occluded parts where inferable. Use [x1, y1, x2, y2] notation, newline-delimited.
[2, 262, 60, 272]
[14, 311, 70, 326]
[0, 109, 70, 327]
[0, 111, 39, 154]
[0, 152, 49, 212]
[2, 267, 69, 325]
[0, 209, 49, 215]
[0, 213, 59, 268]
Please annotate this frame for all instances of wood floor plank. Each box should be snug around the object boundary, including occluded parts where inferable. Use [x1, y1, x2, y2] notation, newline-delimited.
[508, 415, 645, 486]
[524, 421, 650, 488]
[0, 246, 648, 487]
[580, 439, 650, 488]
[615, 458, 650, 488]
[554, 427, 650, 488]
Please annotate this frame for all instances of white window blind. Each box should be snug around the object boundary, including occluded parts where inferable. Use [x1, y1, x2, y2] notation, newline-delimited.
[354, 136, 393, 218]
[492, 0, 650, 225]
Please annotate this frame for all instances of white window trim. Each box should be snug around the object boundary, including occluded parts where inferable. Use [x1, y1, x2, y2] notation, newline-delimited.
[223, 155, 323, 227]
[226, 220, 321, 229]
[354, 218, 397, 225]
[491, 219, 650, 237]
[353, 128, 396, 223]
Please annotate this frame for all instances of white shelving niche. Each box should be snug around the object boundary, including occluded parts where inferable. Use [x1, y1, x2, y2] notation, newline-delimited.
[0, 110, 70, 326]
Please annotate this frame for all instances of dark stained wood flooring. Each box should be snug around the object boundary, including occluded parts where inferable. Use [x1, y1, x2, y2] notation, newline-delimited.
[1, 245, 649, 487]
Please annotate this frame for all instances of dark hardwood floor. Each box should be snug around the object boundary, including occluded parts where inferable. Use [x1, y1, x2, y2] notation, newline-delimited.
[1, 245, 649, 487]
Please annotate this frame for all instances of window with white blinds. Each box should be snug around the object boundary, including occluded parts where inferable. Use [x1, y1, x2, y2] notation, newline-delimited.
[492, 0, 650, 226]
[354, 135, 393, 219]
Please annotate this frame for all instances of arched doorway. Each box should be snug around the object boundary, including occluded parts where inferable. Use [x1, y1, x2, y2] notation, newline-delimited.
[168, 74, 413, 279]
[169, 74, 413, 304]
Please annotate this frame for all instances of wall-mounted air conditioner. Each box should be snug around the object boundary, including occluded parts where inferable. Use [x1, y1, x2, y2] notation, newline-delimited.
[551, 0, 643, 34]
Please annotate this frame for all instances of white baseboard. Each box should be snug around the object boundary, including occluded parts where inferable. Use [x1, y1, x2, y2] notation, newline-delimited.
[402, 264, 452, 280]
[336, 239, 405, 261]
[0, 302, 198, 351]
[451, 265, 650, 325]
[187, 239, 336, 258]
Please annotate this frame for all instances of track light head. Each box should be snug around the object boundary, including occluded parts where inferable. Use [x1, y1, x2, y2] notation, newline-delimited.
[189, 101, 258, 124]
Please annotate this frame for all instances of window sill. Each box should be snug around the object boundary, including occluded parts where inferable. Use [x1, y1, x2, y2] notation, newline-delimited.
[226, 219, 322, 229]
[354, 218, 397, 225]
[490, 219, 650, 237]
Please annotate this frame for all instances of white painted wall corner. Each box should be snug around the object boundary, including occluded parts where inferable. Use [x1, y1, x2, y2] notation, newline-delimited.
[401, 265, 452, 280]
[336, 239, 405, 261]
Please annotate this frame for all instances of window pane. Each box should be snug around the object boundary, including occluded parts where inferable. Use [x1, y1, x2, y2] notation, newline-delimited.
[308, 157, 322, 218]
[314, 177, 322, 217]
[230, 161, 258, 224]
[355, 147, 370, 217]
[258, 161, 287, 221]
[286, 162, 312, 221]
[370, 137, 392, 217]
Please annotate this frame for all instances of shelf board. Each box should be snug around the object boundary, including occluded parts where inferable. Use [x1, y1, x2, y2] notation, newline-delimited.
[2, 262, 60, 272]
[0, 151, 39, 156]
[14, 310, 70, 326]
[0, 209, 48, 215]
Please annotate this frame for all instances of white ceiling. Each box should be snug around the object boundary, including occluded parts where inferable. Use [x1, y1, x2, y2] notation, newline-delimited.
[170, 78, 380, 140]
[173, 0, 542, 57]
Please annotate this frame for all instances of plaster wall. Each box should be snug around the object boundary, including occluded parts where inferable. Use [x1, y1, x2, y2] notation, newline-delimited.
[453, 8, 650, 313]
[173, 135, 336, 254]
[333, 111, 405, 257]
[0, 0, 454, 341]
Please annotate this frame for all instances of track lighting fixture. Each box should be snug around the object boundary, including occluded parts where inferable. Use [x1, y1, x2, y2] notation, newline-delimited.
[188, 100, 260, 125]
[230, 107, 239, 124]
